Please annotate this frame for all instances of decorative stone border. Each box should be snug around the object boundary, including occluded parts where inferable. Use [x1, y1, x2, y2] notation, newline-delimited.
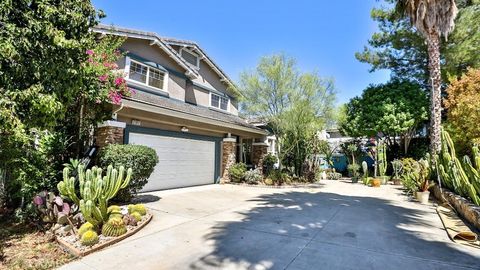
[432, 185, 480, 231]
[226, 182, 323, 189]
[56, 214, 152, 257]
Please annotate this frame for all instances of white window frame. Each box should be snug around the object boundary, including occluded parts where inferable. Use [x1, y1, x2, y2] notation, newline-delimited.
[209, 92, 230, 112]
[179, 47, 200, 69]
[124, 57, 169, 93]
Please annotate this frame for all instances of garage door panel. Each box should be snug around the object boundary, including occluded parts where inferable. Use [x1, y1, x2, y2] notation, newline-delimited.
[128, 132, 217, 191]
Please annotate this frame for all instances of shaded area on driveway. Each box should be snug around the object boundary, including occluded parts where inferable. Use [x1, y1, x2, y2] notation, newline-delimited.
[191, 189, 480, 270]
[60, 183, 480, 270]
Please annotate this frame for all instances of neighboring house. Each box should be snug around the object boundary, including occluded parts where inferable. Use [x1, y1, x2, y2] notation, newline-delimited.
[318, 129, 353, 173]
[93, 25, 268, 191]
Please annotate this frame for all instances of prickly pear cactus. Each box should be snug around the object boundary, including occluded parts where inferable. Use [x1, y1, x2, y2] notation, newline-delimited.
[102, 217, 127, 237]
[80, 230, 99, 246]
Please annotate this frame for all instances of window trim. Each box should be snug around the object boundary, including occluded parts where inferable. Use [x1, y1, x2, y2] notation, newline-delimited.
[179, 47, 200, 69]
[124, 57, 169, 93]
[209, 92, 230, 112]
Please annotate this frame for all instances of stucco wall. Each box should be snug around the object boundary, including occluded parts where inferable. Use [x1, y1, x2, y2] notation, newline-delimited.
[119, 38, 187, 101]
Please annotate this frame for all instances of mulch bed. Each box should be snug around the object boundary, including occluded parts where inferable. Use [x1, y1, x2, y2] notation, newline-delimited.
[56, 213, 152, 257]
[0, 219, 74, 270]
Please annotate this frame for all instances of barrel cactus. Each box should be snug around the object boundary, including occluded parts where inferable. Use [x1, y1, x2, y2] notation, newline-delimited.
[57, 164, 132, 227]
[130, 212, 142, 222]
[78, 222, 95, 237]
[128, 204, 146, 216]
[80, 230, 99, 246]
[102, 217, 127, 237]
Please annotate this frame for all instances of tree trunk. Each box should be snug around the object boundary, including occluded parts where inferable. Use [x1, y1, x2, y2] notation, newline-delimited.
[427, 33, 442, 154]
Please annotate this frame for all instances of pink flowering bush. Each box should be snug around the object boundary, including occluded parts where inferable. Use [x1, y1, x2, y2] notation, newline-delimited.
[83, 39, 133, 105]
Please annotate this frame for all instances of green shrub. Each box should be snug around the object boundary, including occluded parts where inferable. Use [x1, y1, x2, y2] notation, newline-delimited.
[268, 169, 292, 185]
[263, 153, 278, 175]
[347, 163, 360, 178]
[98, 144, 159, 202]
[244, 168, 263, 184]
[327, 172, 342, 180]
[229, 163, 247, 182]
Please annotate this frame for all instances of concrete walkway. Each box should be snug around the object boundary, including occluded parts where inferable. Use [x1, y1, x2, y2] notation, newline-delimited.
[60, 181, 480, 270]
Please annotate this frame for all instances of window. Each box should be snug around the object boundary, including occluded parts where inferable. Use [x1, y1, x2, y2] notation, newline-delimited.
[210, 93, 229, 111]
[127, 59, 167, 91]
[148, 68, 164, 89]
[129, 62, 147, 83]
[180, 49, 199, 68]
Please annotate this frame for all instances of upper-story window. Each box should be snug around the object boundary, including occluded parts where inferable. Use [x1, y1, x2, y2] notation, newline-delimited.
[126, 58, 167, 92]
[210, 93, 229, 111]
[180, 48, 200, 69]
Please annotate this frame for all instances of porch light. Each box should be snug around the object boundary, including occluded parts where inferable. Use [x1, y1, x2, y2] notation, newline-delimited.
[181, 126, 189, 133]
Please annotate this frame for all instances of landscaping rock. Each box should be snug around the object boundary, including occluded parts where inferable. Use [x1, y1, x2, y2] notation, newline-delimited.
[432, 185, 480, 230]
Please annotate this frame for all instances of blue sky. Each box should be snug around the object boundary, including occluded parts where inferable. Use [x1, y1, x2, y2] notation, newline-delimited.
[92, 0, 391, 105]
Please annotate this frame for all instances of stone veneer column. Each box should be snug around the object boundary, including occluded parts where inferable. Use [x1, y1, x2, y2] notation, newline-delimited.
[94, 120, 126, 148]
[221, 137, 237, 183]
[252, 142, 269, 174]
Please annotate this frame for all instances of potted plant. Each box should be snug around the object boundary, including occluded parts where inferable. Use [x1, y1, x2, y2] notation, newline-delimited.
[415, 159, 433, 204]
[347, 163, 360, 183]
[391, 159, 403, 185]
[371, 178, 381, 187]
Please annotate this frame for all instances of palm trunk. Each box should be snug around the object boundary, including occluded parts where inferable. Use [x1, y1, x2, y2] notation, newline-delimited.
[427, 33, 442, 154]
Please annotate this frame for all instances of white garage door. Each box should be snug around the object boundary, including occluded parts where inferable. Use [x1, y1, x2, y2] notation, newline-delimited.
[128, 132, 216, 191]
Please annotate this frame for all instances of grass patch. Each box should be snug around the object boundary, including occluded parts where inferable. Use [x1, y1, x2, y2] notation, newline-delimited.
[0, 218, 75, 270]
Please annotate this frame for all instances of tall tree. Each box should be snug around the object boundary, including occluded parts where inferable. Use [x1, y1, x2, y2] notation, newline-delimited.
[444, 68, 480, 155]
[239, 54, 336, 173]
[340, 80, 429, 154]
[397, 0, 458, 154]
[357, 0, 479, 85]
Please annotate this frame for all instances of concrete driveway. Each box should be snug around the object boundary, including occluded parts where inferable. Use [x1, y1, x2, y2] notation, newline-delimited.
[61, 181, 480, 270]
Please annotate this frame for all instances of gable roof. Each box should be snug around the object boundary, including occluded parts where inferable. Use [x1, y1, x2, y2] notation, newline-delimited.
[161, 37, 237, 93]
[92, 24, 239, 96]
[93, 24, 199, 79]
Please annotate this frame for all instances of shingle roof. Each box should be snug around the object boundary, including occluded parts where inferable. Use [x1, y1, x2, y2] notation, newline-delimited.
[93, 24, 237, 94]
[126, 90, 264, 132]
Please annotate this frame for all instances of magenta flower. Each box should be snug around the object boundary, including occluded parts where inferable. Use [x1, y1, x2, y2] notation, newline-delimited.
[86, 49, 94, 55]
[99, 74, 108, 82]
[114, 77, 125, 86]
[108, 91, 123, 105]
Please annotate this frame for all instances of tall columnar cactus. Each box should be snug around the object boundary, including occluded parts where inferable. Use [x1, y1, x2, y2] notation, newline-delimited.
[377, 142, 387, 177]
[361, 161, 369, 185]
[57, 164, 132, 227]
[435, 128, 480, 205]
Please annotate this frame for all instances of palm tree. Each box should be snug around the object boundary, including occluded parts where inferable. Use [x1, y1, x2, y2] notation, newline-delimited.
[397, 0, 458, 153]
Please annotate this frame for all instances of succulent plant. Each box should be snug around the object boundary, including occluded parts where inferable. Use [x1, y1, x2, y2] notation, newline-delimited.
[128, 204, 146, 216]
[102, 217, 127, 237]
[107, 205, 121, 213]
[130, 212, 142, 222]
[436, 128, 480, 205]
[33, 191, 72, 226]
[123, 214, 138, 226]
[58, 164, 132, 227]
[80, 230, 99, 246]
[78, 222, 95, 237]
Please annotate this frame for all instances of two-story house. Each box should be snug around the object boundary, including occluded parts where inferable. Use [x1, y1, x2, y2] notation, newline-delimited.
[93, 25, 268, 192]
